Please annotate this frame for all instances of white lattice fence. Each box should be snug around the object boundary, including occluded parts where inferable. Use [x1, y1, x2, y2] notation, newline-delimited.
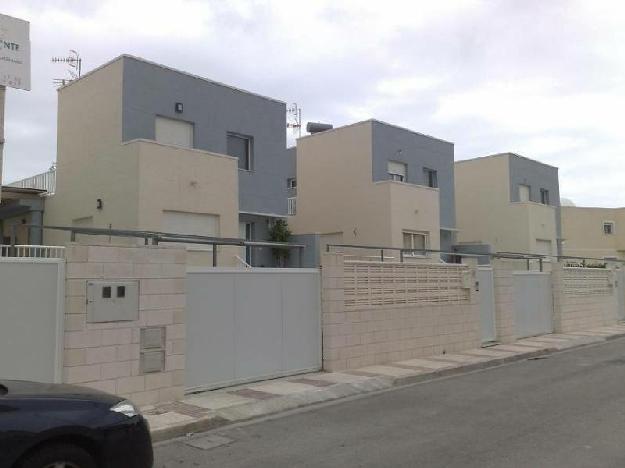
[344, 261, 471, 309]
[562, 267, 613, 296]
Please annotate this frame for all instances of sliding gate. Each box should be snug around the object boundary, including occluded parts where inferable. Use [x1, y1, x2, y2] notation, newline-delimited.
[186, 268, 321, 391]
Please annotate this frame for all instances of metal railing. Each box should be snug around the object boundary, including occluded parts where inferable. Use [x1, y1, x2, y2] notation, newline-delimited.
[326, 244, 625, 271]
[8, 168, 56, 194]
[0, 244, 65, 259]
[23, 225, 306, 267]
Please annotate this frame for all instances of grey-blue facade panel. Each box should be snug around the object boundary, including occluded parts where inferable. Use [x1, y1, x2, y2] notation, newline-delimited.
[370, 121, 456, 229]
[507, 155, 562, 243]
[120, 57, 289, 216]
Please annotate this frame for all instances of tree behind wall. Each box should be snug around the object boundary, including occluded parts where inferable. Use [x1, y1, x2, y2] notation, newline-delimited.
[268, 219, 292, 267]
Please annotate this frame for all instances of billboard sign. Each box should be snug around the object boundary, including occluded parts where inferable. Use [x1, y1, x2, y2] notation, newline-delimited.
[0, 14, 31, 90]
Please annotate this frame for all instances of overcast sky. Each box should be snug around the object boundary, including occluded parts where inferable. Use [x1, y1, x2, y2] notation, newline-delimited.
[2, 0, 624, 207]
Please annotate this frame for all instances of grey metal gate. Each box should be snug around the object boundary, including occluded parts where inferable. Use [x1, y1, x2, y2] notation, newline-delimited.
[186, 268, 321, 391]
[513, 271, 553, 338]
[616, 269, 625, 321]
[0, 258, 65, 382]
[477, 267, 496, 343]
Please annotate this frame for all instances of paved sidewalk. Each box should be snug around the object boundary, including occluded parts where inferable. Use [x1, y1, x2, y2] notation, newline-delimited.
[146, 324, 625, 442]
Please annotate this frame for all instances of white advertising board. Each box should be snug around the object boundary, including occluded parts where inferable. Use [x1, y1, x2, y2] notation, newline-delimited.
[0, 14, 31, 91]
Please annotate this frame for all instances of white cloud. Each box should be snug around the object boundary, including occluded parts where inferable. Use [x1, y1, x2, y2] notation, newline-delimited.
[0, 0, 624, 207]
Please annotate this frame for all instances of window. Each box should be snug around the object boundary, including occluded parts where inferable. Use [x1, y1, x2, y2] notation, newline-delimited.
[519, 184, 531, 202]
[117, 286, 126, 298]
[388, 161, 407, 182]
[161, 210, 220, 251]
[287, 178, 297, 189]
[604, 222, 615, 235]
[535, 239, 553, 257]
[155, 116, 194, 148]
[540, 188, 550, 205]
[287, 197, 297, 215]
[423, 168, 438, 188]
[227, 133, 253, 170]
[403, 231, 428, 254]
[239, 222, 254, 265]
[102, 286, 112, 299]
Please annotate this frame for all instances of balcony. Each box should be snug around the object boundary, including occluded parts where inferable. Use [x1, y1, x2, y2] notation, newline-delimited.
[8, 167, 56, 195]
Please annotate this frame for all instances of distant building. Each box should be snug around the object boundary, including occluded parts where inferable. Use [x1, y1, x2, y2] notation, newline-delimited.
[40, 55, 292, 266]
[287, 120, 455, 264]
[454, 153, 561, 261]
[561, 206, 625, 260]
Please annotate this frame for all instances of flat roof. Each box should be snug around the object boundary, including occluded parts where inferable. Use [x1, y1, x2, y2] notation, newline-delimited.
[59, 54, 285, 105]
[456, 152, 558, 170]
[297, 119, 454, 145]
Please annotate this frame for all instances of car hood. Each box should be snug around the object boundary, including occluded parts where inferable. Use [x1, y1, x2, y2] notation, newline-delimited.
[0, 380, 123, 405]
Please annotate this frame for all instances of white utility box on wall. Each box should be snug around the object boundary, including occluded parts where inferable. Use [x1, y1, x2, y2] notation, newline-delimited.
[86, 280, 139, 323]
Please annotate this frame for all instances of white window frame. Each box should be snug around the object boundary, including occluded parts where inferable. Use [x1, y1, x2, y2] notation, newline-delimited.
[287, 197, 297, 215]
[402, 231, 429, 256]
[388, 161, 407, 183]
[603, 221, 615, 235]
[540, 188, 550, 205]
[287, 178, 297, 189]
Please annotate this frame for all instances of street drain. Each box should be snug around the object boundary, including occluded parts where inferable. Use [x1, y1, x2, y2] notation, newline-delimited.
[185, 434, 234, 451]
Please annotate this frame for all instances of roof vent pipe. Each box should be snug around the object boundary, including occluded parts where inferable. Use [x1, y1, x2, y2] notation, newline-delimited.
[306, 122, 333, 134]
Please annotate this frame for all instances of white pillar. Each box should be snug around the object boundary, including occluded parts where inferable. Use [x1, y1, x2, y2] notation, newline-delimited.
[0, 85, 5, 202]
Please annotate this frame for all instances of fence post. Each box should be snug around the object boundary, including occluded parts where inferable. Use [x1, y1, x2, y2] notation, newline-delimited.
[380, 249, 384, 262]
[212, 245, 218, 267]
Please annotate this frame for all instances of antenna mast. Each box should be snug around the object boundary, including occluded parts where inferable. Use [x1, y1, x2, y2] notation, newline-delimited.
[51, 50, 82, 87]
[286, 103, 302, 138]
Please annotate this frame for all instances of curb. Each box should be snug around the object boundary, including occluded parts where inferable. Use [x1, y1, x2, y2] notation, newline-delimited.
[150, 334, 625, 442]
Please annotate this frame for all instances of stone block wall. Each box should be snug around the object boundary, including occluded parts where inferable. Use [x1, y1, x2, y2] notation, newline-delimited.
[63, 243, 186, 406]
[321, 253, 480, 371]
[491, 260, 517, 344]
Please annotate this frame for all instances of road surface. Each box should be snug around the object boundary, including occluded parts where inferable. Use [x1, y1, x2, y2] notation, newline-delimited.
[155, 338, 625, 467]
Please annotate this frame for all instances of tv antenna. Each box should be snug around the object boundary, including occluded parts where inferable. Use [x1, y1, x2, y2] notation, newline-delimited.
[51, 50, 82, 87]
[286, 103, 302, 138]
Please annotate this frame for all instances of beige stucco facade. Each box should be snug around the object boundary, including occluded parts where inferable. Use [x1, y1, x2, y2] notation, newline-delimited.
[43, 58, 240, 264]
[561, 206, 625, 260]
[289, 121, 441, 258]
[455, 154, 558, 256]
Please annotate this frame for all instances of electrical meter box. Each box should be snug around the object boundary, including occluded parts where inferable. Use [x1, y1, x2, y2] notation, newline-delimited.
[86, 280, 139, 323]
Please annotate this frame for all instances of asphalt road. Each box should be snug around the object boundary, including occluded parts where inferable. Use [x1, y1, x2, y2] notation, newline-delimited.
[155, 339, 625, 467]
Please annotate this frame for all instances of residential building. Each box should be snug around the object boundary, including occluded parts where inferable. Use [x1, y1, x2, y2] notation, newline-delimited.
[561, 206, 625, 260]
[41, 55, 291, 266]
[0, 185, 46, 245]
[288, 120, 455, 263]
[454, 153, 561, 260]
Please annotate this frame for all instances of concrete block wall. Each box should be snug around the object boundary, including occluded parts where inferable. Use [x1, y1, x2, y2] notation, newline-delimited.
[63, 243, 186, 406]
[321, 253, 480, 371]
[552, 264, 618, 333]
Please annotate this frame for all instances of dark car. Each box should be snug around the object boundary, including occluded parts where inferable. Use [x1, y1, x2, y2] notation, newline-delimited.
[0, 380, 153, 468]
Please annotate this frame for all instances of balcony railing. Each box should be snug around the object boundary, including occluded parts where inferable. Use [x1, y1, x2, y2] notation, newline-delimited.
[0, 245, 65, 259]
[287, 197, 297, 215]
[8, 168, 56, 194]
